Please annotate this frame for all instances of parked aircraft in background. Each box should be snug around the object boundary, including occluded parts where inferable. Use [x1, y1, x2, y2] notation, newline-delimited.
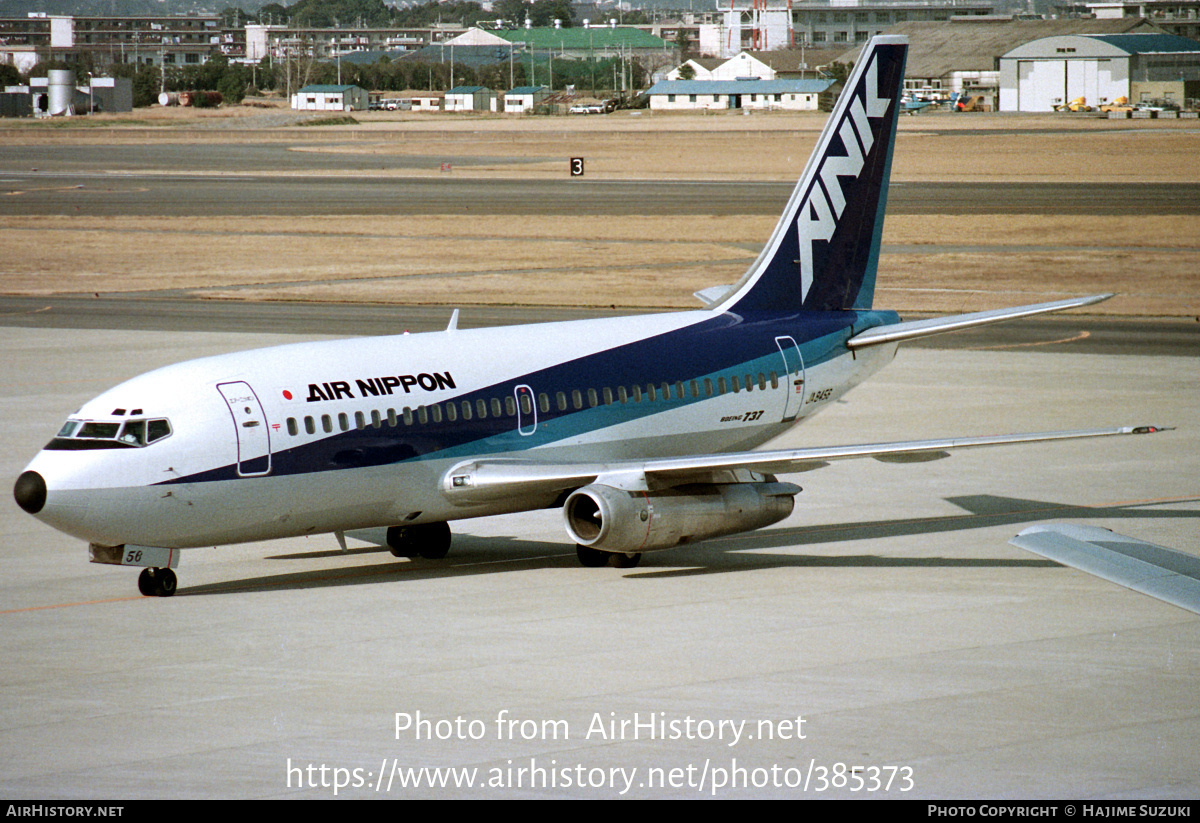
[900, 93, 935, 114]
[14, 36, 1163, 596]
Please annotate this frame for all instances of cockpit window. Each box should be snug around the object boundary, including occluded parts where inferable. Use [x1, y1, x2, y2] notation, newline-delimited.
[77, 422, 121, 439]
[119, 420, 146, 446]
[147, 419, 171, 443]
[45, 417, 172, 451]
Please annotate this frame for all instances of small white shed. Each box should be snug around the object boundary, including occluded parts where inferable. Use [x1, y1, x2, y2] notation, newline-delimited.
[291, 84, 368, 111]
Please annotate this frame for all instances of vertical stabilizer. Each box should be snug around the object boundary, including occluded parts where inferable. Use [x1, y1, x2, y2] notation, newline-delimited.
[717, 35, 908, 314]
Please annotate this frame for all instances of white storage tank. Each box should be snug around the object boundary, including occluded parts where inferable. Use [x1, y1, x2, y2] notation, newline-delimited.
[47, 69, 75, 115]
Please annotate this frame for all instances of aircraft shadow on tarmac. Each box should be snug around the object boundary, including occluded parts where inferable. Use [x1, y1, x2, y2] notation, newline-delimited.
[175, 493, 1198, 596]
[630, 493, 1199, 579]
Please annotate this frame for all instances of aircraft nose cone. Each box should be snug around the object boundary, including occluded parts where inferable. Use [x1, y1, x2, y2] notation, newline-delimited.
[14, 470, 47, 514]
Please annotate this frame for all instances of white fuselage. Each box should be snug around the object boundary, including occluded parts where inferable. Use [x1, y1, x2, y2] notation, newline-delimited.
[22, 308, 898, 550]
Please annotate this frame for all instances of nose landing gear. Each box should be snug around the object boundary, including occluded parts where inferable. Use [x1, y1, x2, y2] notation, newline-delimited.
[137, 567, 177, 597]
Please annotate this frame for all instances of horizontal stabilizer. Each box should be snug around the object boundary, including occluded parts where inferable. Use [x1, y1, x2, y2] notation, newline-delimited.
[846, 294, 1113, 349]
[694, 285, 734, 307]
[1010, 524, 1200, 615]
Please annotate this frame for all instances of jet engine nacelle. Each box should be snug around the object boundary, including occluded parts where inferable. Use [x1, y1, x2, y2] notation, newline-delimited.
[563, 481, 800, 554]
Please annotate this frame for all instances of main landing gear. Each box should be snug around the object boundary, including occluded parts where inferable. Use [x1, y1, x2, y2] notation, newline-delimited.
[137, 567, 177, 597]
[386, 522, 452, 560]
[575, 545, 642, 568]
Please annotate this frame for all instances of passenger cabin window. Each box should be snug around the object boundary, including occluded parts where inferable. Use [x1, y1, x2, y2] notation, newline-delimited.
[268, 372, 744, 444]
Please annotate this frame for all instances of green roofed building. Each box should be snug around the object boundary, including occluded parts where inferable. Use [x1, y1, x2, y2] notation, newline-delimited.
[447, 26, 673, 61]
[503, 85, 551, 113]
[292, 84, 368, 111]
[445, 85, 495, 112]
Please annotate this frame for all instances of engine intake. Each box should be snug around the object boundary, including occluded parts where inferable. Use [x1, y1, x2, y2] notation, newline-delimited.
[563, 481, 800, 554]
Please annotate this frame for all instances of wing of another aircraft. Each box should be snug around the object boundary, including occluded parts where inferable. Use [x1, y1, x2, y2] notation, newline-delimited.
[1010, 524, 1200, 615]
[442, 426, 1167, 503]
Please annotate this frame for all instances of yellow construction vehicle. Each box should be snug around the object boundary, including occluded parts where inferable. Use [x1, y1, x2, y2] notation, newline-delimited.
[1054, 97, 1093, 112]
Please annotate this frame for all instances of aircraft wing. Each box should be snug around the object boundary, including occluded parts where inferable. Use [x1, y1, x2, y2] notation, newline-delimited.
[442, 425, 1166, 503]
[1010, 524, 1200, 615]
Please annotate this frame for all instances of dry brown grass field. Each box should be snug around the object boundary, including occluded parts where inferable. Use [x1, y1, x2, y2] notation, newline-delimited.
[2, 107, 1197, 316]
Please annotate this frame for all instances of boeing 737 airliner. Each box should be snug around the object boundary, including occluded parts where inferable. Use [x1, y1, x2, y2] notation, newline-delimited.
[14, 36, 1164, 596]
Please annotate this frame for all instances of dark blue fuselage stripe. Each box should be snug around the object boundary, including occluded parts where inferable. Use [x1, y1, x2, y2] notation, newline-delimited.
[161, 309, 899, 484]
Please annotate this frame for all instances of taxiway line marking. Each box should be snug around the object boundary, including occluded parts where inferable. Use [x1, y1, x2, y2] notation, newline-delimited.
[976, 330, 1092, 350]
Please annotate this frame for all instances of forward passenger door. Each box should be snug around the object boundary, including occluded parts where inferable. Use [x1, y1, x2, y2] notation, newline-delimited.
[217, 381, 272, 476]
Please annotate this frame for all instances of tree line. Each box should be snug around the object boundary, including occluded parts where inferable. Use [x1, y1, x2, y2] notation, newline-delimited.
[18, 50, 646, 108]
[8, 0, 654, 107]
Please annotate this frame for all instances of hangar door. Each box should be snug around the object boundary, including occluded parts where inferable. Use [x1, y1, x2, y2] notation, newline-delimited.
[1018, 60, 1065, 111]
[1018, 59, 1113, 111]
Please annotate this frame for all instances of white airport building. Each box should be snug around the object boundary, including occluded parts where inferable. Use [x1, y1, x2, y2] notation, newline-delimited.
[291, 84, 368, 111]
[502, 85, 550, 113]
[644, 78, 837, 111]
[444, 85, 495, 112]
